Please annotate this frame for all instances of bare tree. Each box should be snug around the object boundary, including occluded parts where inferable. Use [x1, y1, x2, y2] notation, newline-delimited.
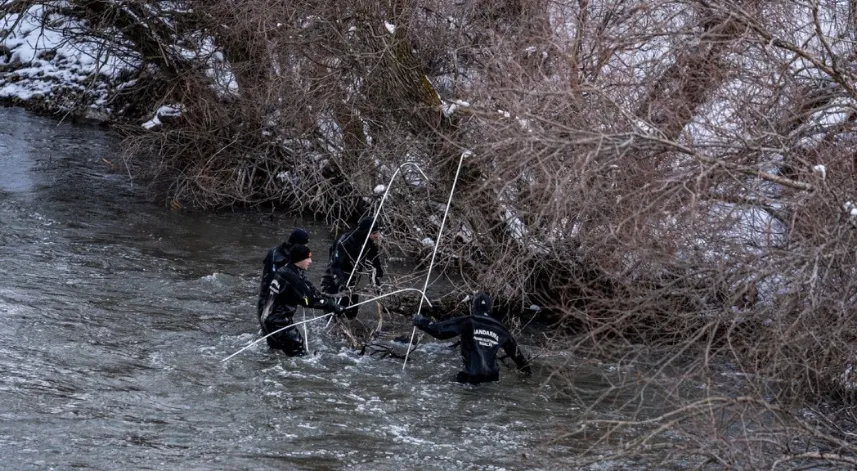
[5, 0, 857, 467]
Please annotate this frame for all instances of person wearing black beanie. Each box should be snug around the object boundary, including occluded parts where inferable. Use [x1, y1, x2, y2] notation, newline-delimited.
[259, 244, 344, 356]
[257, 228, 311, 318]
[412, 293, 532, 384]
[289, 244, 311, 264]
[320, 216, 385, 319]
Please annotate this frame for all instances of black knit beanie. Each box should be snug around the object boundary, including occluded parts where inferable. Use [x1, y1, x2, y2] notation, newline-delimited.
[288, 228, 310, 245]
[357, 217, 384, 234]
[290, 245, 312, 264]
[472, 293, 493, 316]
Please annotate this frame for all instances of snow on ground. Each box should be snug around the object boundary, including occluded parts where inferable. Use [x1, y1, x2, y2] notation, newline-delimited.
[0, 4, 137, 115]
[0, 4, 235, 123]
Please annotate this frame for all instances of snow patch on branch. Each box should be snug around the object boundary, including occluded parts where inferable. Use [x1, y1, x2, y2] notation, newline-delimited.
[812, 165, 826, 180]
[142, 104, 183, 130]
[442, 99, 470, 117]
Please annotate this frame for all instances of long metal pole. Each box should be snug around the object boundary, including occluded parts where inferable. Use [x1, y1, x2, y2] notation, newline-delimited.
[223, 289, 432, 363]
[343, 162, 429, 290]
[402, 150, 470, 370]
[221, 313, 334, 363]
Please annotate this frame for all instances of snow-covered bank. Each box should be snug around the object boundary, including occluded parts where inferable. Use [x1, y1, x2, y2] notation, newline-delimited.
[0, 4, 136, 120]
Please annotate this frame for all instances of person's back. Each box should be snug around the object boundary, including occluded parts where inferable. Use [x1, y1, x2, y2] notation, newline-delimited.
[457, 314, 517, 382]
[321, 217, 384, 318]
[413, 293, 531, 384]
[323, 217, 383, 284]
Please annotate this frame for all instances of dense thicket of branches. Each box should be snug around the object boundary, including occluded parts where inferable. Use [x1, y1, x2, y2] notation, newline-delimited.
[4, 0, 857, 468]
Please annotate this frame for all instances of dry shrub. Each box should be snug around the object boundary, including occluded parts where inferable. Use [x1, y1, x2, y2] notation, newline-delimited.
[7, 0, 857, 467]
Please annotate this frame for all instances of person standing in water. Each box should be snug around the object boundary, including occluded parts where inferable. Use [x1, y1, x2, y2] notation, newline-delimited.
[260, 245, 343, 356]
[413, 293, 532, 384]
[257, 228, 310, 318]
[321, 217, 384, 319]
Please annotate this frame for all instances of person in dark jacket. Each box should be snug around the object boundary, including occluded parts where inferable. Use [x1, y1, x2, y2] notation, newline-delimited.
[260, 244, 343, 356]
[258, 228, 310, 318]
[320, 217, 384, 319]
[413, 293, 532, 384]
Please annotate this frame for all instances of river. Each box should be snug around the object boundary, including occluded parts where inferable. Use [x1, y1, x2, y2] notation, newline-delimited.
[0, 107, 614, 470]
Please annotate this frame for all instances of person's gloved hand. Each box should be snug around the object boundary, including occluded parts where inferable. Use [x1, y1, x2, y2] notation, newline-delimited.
[412, 314, 426, 326]
[313, 298, 329, 309]
[333, 303, 346, 316]
[319, 296, 343, 314]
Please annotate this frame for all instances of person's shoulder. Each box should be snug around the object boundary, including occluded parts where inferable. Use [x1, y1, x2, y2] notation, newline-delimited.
[334, 235, 347, 248]
[278, 265, 304, 283]
[275, 263, 297, 275]
[476, 315, 510, 330]
[264, 245, 277, 258]
[450, 315, 477, 325]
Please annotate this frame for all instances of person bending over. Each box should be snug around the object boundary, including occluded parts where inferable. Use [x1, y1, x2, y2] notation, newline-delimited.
[260, 244, 343, 356]
[413, 293, 531, 384]
[321, 217, 384, 319]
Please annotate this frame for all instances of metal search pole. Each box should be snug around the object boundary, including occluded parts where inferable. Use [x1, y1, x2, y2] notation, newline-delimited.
[222, 290, 432, 363]
[402, 150, 471, 370]
[221, 313, 334, 363]
[343, 162, 430, 290]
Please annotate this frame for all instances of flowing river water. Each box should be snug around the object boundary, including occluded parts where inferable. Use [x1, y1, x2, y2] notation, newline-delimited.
[0, 107, 618, 470]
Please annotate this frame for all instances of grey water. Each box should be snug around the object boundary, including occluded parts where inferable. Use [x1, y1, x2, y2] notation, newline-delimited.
[0, 107, 591, 470]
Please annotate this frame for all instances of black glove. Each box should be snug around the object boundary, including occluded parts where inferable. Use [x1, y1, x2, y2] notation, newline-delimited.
[333, 303, 345, 316]
[412, 314, 426, 327]
[313, 297, 336, 311]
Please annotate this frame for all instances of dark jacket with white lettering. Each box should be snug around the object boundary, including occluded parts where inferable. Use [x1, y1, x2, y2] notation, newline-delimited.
[260, 263, 336, 326]
[414, 312, 531, 380]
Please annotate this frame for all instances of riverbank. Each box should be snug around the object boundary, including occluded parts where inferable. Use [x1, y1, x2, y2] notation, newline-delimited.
[5, 2, 857, 468]
[0, 4, 125, 120]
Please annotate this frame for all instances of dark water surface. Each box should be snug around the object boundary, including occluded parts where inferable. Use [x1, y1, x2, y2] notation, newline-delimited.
[0, 107, 590, 470]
